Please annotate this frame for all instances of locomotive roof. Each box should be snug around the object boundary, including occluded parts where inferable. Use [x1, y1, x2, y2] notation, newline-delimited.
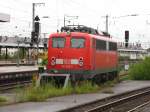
[50, 32, 116, 43]
[89, 33, 117, 43]
[50, 25, 117, 42]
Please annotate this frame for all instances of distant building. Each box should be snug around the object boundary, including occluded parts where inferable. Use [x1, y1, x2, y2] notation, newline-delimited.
[0, 36, 48, 59]
[117, 42, 148, 60]
[147, 48, 150, 56]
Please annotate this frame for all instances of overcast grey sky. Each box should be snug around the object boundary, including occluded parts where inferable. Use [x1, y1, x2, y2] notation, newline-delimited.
[1, 0, 150, 47]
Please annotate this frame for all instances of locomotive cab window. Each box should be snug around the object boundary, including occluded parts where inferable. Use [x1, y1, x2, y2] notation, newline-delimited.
[96, 39, 106, 50]
[52, 37, 65, 48]
[109, 42, 117, 51]
[71, 37, 85, 48]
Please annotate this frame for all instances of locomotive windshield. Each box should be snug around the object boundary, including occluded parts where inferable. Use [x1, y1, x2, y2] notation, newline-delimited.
[52, 37, 65, 48]
[71, 37, 85, 48]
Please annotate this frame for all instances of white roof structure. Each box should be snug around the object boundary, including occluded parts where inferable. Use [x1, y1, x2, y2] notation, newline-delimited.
[0, 13, 10, 22]
[0, 36, 48, 48]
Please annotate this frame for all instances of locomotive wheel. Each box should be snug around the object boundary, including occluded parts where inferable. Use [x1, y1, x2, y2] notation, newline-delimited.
[40, 76, 66, 88]
[107, 71, 118, 81]
[108, 72, 114, 81]
[101, 73, 108, 83]
[92, 74, 102, 86]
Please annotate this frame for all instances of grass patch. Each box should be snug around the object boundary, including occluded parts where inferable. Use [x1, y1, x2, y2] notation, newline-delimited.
[129, 57, 150, 80]
[75, 81, 99, 94]
[19, 84, 73, 102]
[16, 79, 119, 102]
[0, 97, 7, 103]
[18, 81, 99, 102]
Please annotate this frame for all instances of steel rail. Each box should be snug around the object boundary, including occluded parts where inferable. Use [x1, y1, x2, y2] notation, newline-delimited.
[0, 80, 32, 91]
[0, 69, 38, 91]
[58, 87, 150, 112]
[86, 89, 150, 112]
[126, 100, 150, 112]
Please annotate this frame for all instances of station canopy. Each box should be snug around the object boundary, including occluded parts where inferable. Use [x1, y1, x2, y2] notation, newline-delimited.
[0, 13, 10, 22]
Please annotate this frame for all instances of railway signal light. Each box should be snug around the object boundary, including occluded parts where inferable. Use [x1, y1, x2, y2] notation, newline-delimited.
[31, 16, 40, 44]
[31, 31, 38, 43]
[35, 22, 39, 34]
[125, 31, 129, 41]
[34, 16, 40, 35]
[44, 43, 47, 48]
[125, 30, 129, 48]
[34, 15, 40, 21]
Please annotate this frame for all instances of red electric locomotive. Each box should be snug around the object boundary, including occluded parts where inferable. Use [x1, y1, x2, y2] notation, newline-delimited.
[46, 25, 118, 84]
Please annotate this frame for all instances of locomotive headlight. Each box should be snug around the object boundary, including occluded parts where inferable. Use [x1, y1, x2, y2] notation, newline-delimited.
[51, 60, 56, 66]
[79, 61, 83, 66]
[51, 57, 56, 66]
[51, 57, 56, 61]
[79, 57, 84, 66]
[79, 57, 83, 61]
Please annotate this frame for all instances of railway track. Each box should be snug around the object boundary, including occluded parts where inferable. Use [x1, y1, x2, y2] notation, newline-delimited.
[127, 100, 150, 112]
[0, 66, 38, 91]
[59, 87, 150, 112]
[0, 80, 32, 91]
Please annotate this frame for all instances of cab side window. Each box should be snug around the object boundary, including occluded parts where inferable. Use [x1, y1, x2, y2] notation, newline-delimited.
[96, 39, 106, 50]
[109, 42, 117, 51]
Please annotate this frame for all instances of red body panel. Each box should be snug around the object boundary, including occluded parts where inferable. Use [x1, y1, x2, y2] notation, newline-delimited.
[94, 51, 118, 69]
[47, 32, 118, 75]
[47, 32, 91, 70]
